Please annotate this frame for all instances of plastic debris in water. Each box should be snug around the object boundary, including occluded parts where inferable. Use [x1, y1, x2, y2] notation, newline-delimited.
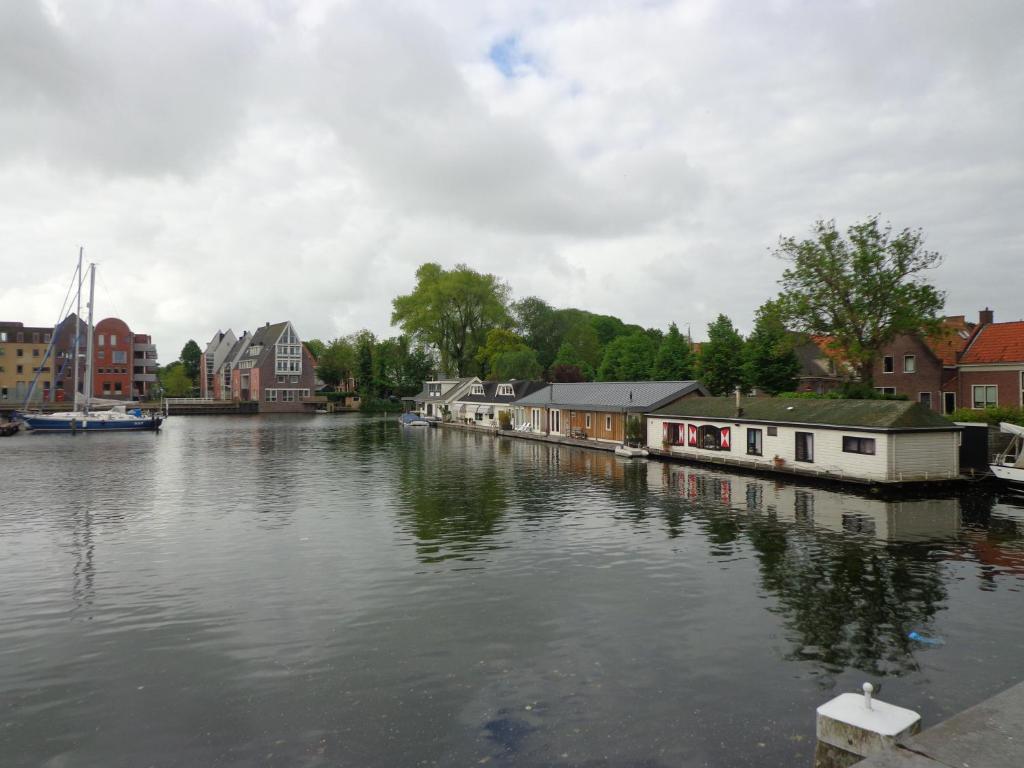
[908, 631, 944, 646]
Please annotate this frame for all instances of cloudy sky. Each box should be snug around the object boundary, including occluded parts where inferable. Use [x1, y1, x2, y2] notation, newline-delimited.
[2, 0, 1022, 360]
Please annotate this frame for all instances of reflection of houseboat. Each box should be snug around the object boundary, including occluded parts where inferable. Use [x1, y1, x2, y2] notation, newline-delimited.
[647, 397, 961, 485]
[654, 462, 962, 541]
[991, 423, 1024, 491]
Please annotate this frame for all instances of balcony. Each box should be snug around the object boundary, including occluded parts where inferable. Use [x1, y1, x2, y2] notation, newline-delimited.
[133, 373, 157, 383]
[134, 343, 157, 353]
[132, 356, 158, 367]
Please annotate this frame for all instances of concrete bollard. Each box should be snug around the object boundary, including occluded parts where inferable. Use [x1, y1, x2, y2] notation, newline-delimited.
[814, 683, 921, 768]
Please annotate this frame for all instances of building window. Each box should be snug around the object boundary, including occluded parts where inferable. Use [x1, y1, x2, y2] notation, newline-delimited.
[663, 422, 685, 445]
[903, 355, 916, 374]
[114, 382, 122, 395]
[98, 334, 104, 346]
[972, 385, 997, 409]
[585, 413, 592, 429]
[795, 432, 814, 462]
[110, 335, 117, 345]
[16, 365, 23, 374]
[919, 392, 932, 409]
[605, 415, 612, 431]
[875, 387, 896, 396]
[265, 389, 277, 402]
[767, 426, 778, 437]
[697, 425, 730, 451]
[32, 349, 39, 357]
[944, 392, 956, 414]
[497, 384, 513, 396]
[747, 428, 763, 456]
[112, 351, 127, 364]
[16, 348, 23, 357]
[842, 436, 876, 455]
[883, 355, 894, 373]
[471, 384, 485, 395]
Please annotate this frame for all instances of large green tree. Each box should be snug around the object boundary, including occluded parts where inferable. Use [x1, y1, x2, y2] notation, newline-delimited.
[597, 332, 657, 381]
[392, 263, 510, 377]
[180, 339, 201, 384]
[491, 348, 543, 380]
[304, 338, 327, 360]
[158, 361, 193, 396]
[699, 314, 747, 395]
[354, 330, 377, 400]
[316, 337, 356, 390]
[743, 301, 800, 394]
[652, 322, 694, 380]
[774, 217, 945, 384]
[474, 329, 532, 378]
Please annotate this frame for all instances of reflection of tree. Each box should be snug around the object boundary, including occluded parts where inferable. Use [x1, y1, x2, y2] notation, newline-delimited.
[395, 431, 508, 563]
[745, 517, 947, 677]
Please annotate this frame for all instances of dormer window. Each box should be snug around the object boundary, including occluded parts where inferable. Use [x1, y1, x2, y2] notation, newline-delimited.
[471, 384, 485, 396]
[497, 384, 514, 396]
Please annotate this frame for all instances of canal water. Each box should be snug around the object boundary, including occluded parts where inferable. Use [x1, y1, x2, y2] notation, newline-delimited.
[2, 416, 1023, 767]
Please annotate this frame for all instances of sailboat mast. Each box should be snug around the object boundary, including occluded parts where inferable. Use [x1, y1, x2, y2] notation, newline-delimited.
[72, 247, 83, 406]
[84, 263, 96, 414]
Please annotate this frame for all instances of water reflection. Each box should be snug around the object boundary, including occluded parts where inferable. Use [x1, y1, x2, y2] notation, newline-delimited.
[394, 429, 510, 562]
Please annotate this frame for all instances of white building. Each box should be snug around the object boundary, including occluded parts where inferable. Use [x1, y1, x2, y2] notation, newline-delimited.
[646, 397, 961, 484]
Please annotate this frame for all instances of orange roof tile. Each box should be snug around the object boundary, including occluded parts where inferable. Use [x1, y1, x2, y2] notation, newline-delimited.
[960, 321, 1024, 365]
[925, 316, 975, 366]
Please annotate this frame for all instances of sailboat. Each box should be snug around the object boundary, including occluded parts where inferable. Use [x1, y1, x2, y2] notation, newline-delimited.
[17, 255, 163, 433]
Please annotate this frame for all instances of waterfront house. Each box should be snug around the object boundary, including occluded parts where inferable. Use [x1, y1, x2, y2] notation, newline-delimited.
[200, 329, 238, 399]
[450, 379, 548, 427]
[956, 313, 1024, 410]
[646, 397, 960, 484]
[408, 377, 480, 418]
[871, 314, 977, 413]
[91, 317, 160, 401]
[209, 322, 317, 412]
[512, 381, 708, 442]
[0, 321, 54, 403]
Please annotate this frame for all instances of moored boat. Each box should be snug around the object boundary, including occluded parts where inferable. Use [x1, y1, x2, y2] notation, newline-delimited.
[399, 412, 431, 427]
[991, 422, 1024, 491]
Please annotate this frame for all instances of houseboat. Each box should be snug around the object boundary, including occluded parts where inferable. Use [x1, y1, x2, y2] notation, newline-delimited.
[646, 396, 962, 485]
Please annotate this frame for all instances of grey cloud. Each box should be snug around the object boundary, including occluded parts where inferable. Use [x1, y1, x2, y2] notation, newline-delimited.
[0, 1, 263, 176]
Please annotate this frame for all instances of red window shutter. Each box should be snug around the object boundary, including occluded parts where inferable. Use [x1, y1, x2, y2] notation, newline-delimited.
[688, 424, 697, 447]
[663, 423, 669, 442]
[721, 427, 731, 449]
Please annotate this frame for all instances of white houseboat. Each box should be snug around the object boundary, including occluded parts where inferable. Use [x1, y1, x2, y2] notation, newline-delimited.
[646, 396, 961, 484]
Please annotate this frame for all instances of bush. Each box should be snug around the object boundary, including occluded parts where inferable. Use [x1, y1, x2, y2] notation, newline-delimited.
[948, 406, 1024, 426]
[624, 415, 644, 447]
[498, 410, 512, 430]
[324, 390, 358, 402]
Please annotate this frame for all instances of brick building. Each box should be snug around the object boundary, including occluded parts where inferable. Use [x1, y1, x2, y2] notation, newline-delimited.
[958, 313, 1024, 410]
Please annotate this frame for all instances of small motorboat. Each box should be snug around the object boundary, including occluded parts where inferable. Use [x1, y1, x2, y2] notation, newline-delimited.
[0, 421, 20, 437]
[398, 412, 431, 427]
[991, 422, 1024, 491]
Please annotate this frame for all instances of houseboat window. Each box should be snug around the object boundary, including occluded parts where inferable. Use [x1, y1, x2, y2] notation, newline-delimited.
[605, 415, 612, 431]
[903, 355, 916, 374]
[767, 426, 778, 437]
[842, 436, 875, 455]
[795, 432, 814, 462]
[972, 385, 997, 409]
[698, 425, 725, 451]
[883, 355, 894, 373]
[746, 428, 762, 456]
[585, 414, 592, 429]
[664, 423, 685, 446]
[918, 392, 932, 408]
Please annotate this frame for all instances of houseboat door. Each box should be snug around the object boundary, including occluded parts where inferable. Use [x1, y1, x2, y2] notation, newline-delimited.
[549, 409, 561, 435]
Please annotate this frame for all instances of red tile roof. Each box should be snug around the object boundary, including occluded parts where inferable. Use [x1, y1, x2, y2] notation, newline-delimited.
[960, 321, 1024, 365]
[925, 316, 975, 366]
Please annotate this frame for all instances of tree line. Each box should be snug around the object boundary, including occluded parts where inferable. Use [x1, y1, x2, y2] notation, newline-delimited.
[158, 216, 945, 400]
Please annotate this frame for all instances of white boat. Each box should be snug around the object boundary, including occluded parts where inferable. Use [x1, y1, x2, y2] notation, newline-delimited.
[18, 254, 163, 434]
[398, 412, 430, 427]
[991, 422, 1024, 490]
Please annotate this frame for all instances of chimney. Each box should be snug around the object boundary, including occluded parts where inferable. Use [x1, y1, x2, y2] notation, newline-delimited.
[734, 386, 743, 418]
[979, 308, 994, 326]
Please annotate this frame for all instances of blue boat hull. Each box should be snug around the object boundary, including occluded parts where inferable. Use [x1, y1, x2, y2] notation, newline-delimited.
[20, 415, 163, 432]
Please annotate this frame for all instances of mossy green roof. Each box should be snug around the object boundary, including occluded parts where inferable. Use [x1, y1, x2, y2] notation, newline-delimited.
[649, 397, 958, 431]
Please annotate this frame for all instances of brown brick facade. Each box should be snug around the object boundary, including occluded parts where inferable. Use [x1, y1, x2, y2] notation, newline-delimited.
[871, 334, 949, 411]
[957, 368, 1024, 410]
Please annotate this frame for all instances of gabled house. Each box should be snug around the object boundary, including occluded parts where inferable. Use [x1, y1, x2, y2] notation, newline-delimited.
[871, 314, 976, 413]
[451, 379, 548, 427]
[794, 336, 845, 395]
[512, 381, 708, 442]
[957, 311, 1024, 410]
[200, 329, 237, 399]
[407, 377, 480, 418]
[215, 331, 252, 400]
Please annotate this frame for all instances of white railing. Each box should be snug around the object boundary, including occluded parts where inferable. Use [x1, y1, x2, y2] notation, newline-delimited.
[162, 397, 214, 405]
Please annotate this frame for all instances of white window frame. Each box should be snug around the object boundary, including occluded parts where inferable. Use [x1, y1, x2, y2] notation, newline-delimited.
[972, 384, 997, 409]
[605, 414, 612, 432]
[585, 413, 592, 429]
[471, 384, 485, 396]
[918, 392, 932, 408]
[875, 386, 896, 396]
[496, 384, 513, 397]
[903, 354, 916, 374]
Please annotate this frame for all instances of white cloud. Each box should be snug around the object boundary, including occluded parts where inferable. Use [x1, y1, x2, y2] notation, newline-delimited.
[2, 0, 1023, 361]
